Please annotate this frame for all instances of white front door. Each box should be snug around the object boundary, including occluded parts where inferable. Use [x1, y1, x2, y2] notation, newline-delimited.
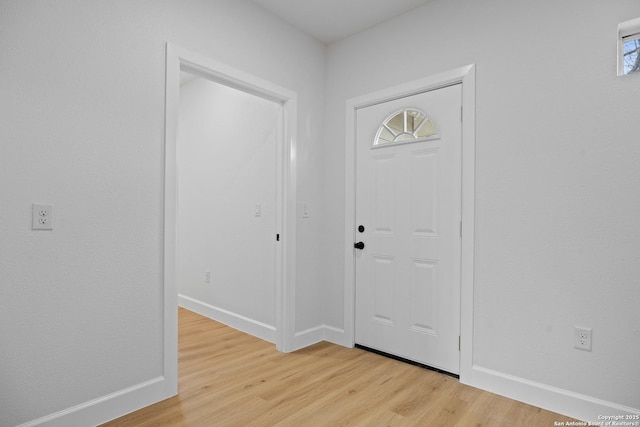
[354, 84, 462, 374]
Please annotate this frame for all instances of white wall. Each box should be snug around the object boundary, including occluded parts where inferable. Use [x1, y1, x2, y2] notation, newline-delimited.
[322, 0, 640, 420]
[177, 77, 279, 340]
[0, 1, 325, 425]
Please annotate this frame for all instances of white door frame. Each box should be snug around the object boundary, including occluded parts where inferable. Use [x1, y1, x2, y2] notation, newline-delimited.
[163, 43, 298, 394]
[344, 64, 475, 382]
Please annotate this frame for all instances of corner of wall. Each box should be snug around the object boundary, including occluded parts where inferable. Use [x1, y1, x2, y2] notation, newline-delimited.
[288, 324, 350, 353]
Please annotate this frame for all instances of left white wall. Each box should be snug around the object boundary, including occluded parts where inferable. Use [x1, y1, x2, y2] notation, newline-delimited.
[0, 1, 325, 425]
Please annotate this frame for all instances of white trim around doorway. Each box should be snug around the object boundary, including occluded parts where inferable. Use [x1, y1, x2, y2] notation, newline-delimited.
[164, 43, 299, 396]
[343, 64, 476, 382]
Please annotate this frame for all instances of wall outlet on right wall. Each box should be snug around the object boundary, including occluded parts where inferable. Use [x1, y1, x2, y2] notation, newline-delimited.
[574, 326, 592, 351]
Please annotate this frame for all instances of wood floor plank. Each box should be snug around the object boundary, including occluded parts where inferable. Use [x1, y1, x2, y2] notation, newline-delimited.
[101, 308, 577, 427]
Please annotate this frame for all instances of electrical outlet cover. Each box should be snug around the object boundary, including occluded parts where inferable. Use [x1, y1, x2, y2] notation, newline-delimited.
[574, 326, 592, 351]
[32, 204, 53, 230]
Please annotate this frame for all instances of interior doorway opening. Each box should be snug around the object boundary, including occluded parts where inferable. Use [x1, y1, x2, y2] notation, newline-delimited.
[164, 44, 299, 396]
[176, 71, 281, 343]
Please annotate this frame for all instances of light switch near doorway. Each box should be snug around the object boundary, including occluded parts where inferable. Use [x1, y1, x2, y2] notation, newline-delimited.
[302, 202, 310, 218]
[255, 203, 262, 217]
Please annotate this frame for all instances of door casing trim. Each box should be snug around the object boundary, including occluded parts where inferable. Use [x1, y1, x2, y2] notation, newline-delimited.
[164, 43, 299, 395]
[344, 64, 475, 383]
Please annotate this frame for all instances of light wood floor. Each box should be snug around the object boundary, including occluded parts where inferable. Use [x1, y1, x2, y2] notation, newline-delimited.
[102, 308, 575, 426]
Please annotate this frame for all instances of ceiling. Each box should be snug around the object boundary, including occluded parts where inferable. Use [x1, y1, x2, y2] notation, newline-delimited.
[250, 0, 436, 44]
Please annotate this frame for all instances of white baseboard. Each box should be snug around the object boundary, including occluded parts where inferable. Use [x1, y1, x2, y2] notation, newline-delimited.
[323, 325, 350, 347]
[464, 365, 640, 423]
[178, 294, 276, 344]
[17, 376, 172, 427]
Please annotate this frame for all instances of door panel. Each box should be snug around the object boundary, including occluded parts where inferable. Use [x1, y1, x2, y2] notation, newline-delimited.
[410, 259, 437, 333]
[410, 149, 437, 236]
[372, 256, 395, 323]
[355, 84, 462, 374]
[373, 154, 396, 234]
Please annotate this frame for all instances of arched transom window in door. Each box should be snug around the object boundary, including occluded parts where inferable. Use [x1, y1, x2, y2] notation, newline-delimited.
[373, 108, 439, 147]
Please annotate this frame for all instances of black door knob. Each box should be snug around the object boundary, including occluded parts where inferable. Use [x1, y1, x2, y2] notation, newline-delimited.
[354, 241, 365, 250]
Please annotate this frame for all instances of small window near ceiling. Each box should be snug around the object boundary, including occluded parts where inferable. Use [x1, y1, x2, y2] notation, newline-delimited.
[618, 17, 640, 76]
[622, 34, 640, 75]
[373, 108, 438, 147]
